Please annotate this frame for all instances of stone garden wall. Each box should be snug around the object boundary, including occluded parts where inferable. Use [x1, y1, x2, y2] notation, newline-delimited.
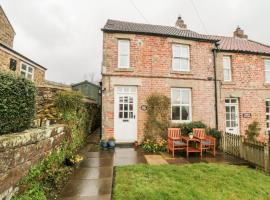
[0, 124, 70, 199]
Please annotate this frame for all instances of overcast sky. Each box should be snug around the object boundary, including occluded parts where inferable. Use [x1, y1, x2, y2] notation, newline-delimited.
[0, 0, 269, 84]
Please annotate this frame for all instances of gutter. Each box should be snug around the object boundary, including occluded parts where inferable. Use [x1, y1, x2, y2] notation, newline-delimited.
[101, 29, 219, 43]
[0, 43, 47, 71]
[213, 42, 220, 130]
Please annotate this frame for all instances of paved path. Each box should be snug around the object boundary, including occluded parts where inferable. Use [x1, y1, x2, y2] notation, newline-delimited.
[59, 131, 146, 200]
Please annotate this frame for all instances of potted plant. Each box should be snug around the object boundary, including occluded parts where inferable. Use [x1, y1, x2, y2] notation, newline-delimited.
[108, 137, 116, 148]
[100, 139, 108, 148]
[188, 132, 194, 139]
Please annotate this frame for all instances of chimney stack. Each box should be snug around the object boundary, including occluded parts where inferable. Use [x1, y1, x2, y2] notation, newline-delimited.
[233, 26, 248, 39]
[175, 16, 187, 29]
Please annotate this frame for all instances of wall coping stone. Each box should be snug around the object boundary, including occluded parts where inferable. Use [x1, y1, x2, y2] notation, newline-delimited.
[0, 124, 66, 150]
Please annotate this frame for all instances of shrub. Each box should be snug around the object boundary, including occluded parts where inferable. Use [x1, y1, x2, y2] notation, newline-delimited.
[207, 128, 222, 140]
[141, 138, 167, 153]
[174, 121, 207, 135]
[144, 93, 170, 141]
[0, 71, 36, 135]
[246, 121, 261, 140]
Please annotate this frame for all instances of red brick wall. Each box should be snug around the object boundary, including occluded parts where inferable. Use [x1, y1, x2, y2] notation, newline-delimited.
[216, 52, 270, 140]
[102, 32, 216, 142]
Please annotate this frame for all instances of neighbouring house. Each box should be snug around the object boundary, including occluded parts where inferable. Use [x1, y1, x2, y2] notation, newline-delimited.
[101, 17, 270, 143]
[72, 80, 101, 105]
[0, 6, 46, 85]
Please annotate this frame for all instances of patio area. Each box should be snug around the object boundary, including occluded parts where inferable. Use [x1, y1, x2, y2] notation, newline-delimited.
[59, 130, 252, 200]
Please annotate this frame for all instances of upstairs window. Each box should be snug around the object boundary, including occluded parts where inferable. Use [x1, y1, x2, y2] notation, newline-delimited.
[172, 44, 190, 72]
[171, 88, 192, 122]
[20, 63, 34, 80]
[265, 59, 270, 83]
[223, 56, 232, 81]
[118, 40, 130, 68]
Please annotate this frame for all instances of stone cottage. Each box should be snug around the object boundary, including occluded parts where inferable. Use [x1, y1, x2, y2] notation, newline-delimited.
[0, 6, 46, 85]
[101, 17, 270, 143]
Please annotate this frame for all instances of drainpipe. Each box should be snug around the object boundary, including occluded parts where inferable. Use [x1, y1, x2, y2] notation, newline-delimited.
[213, 42, 220, 130]
[99, 81, 103, 140]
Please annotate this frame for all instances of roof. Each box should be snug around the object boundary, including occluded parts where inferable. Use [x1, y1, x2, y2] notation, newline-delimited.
[102, 19, 270, 55]
[208, 35, 270, 55]
[102, 19, 218, 43]
[0, 43, 47, 70]
[71, 80, 100, 88]
[0, 6, 15, 34]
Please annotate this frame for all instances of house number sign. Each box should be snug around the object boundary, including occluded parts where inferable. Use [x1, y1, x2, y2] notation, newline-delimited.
[243, 113, 251, 118]
[141, 105, 148, 111]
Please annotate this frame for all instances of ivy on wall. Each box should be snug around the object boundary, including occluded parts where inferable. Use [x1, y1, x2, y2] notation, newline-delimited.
[144, 93, 170, 140]
[0, 71, 36, 135]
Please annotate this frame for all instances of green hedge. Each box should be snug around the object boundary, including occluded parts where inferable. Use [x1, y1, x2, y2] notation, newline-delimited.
[174, 121, 207, 135]
[0, 72, 36, 135]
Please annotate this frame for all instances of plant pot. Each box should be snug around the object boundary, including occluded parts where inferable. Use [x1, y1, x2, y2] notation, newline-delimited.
[101, 141, 108, 148]
[108, 140, 115, 148]
[189, 135, 193, 139]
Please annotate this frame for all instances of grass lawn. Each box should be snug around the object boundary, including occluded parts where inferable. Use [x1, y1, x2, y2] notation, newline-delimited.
[113, 163, 270, 200]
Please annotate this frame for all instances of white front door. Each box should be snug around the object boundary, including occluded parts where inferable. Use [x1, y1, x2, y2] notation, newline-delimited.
[114, 86, 137, 143]
[225, 98, 239, 134]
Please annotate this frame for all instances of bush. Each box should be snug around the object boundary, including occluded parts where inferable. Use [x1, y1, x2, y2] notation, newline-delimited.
[0, 72, 36, 135]
[174, 121, 207, 135]
[144, 93, 170, 141]
[246, 121, 261, 140]
[141, 138, 167, 153]
[207, 128, 222, 140]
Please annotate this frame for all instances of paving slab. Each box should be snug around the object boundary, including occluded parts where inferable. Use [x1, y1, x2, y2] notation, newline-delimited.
[145, 155, 168, 165]
[60, 130, 146, 200]
[60, 179, 112, 197]
[71, 167, 113, 180]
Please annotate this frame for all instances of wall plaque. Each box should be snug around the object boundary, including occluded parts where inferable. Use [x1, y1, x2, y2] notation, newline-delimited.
[243, 113, 251, 118]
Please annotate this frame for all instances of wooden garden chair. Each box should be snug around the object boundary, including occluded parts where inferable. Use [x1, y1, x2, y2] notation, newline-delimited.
[193, 128, 216, 157]
[167, 128, 187, 157]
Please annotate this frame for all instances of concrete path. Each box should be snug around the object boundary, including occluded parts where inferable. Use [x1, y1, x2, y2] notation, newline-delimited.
[59, 131, 146, 200]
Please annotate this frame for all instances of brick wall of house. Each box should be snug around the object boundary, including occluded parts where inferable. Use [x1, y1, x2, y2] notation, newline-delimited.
[216, 52, 270, 140]
[0, 6, 15, 48]
[0, 48, 45, 85]
[102, 32, 216, 142]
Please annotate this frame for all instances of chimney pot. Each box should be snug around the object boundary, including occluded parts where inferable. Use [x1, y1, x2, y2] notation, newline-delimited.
[233, 26, 248, 39]
[175, 16, 187, 29]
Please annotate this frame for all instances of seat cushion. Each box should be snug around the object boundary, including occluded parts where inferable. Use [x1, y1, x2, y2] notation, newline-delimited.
[202, 140, 211, 145]
[174, 141, 186, 146]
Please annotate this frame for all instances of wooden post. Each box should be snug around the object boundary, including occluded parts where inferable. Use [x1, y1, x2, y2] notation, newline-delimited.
[239, 135, 244, 159]
[222, 132, 226, 152]
[264, 142, 270, 174]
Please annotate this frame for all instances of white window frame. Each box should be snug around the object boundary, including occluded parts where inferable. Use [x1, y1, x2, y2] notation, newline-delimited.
[265, 59, 270, 83]
[118, 39, 130, 68]
[225, 98, 239, 135]
[266, 100, 270, 135]
[171, 88, 192, 123]
[223, 56, 232, 82]
[172, 44, 190, 72]
[20, 63, 34, 80]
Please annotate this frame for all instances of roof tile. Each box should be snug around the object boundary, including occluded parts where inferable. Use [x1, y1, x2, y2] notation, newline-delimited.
[102, 19, 270, 55]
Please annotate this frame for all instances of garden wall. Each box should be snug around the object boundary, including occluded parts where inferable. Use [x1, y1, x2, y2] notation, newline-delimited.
[0, 124, 70, 200]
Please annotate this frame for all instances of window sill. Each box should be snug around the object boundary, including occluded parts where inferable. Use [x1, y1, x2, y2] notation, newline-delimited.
[222, 81, 236, 85]
[171, 120, 192, 124]
[170, 71, 193, 75]
[264, 83, 270, 87]
[114, 67, 134, 72]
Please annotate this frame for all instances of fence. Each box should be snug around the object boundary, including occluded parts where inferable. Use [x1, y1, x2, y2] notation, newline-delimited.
[220, 132, 270, 174]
